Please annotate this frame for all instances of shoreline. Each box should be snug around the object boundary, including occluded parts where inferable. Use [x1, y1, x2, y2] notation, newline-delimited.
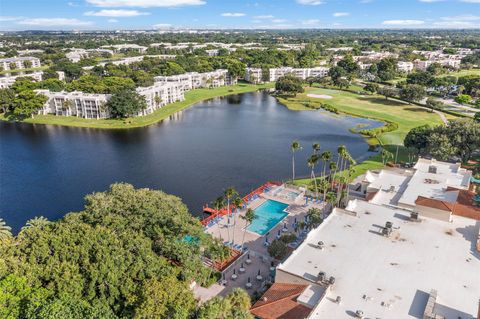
[0, 82, 274, 130]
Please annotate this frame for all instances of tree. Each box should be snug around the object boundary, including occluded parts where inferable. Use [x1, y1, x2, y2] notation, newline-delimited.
[23, 60, 32, 69]
[375, 57, 398, 81]
[107, 88, 147, 118]
[407, 71, 434, 87]
[134, 277, 196, 319]
[427, 132, 456, 161]
[12, 90, 48, 118]
[404, 124, 432, 154]
[475, 112, 480, 123]
[11, 77, 37, 93]
[275, 75, 304, 96]
[455, 94, 472, 105]
[0, 218, 12, 241]
[308, 154, 319, 198]
[307, 208, 323, 228]
[399, 84, 426, 103]
[223, 187, 238, 243]
[291, 141, 302, 181]
[364, 83, 379, 94]
[197, 288, 253, 319]
[240, 208, 256, 251]
[381, 149, 393, 165]
[37, 78, 66, 92]
[21, 216, 50, 232]
[0, 88, 15, 113]
[425, 97, 444, 112]
[268, 238, 289, 260]
[378, 86, 397, 100]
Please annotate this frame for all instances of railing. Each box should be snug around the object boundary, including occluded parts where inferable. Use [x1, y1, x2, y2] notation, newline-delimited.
[200, 181, 282, 226]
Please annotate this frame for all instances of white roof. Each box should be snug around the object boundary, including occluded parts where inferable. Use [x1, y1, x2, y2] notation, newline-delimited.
[278, 200, 480, 319]
[398, 158, 471, 207]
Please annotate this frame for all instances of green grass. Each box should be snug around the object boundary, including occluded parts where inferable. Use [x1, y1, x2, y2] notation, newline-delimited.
[279, 87, 447, 183]
[438, 68, 480, 78]
[0, 82, 274, 129]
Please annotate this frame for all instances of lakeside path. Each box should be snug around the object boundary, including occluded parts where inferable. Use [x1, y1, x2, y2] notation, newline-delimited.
[0, 82, 274, 129]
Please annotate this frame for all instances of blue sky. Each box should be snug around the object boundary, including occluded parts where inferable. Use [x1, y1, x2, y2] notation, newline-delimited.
[1, 0, 479, 30]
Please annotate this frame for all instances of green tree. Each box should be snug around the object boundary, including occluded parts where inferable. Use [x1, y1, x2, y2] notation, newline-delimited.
[404, 124, 432, 154]
[275, 75, 304, 96]
[377, 86, 397, 100]
[307, 208, 323, 228]
[107, 88, 147, 118]
[407, 71, 434, 87]
[23, 60, 32, 69]
[12, 90, 48, 118]
[0, 88, 15, 113]
[364, 83, 379, 94]
[399, 84, 426, 103]
[240, 208, 256, 251]
[381, 149, 393, 165]
[0, 218, 12, 241]
[454, 94, 472, 105]
[37, 78, 66, 92]
[268, 238, 289, 260]
[21, 216, 50, 232]
[375, 57, 398, 81]
[475, 112, 480, 123]
[425, 97, 444, 112]
[291, 140, 302, 181]
[11, 77, 37, 93]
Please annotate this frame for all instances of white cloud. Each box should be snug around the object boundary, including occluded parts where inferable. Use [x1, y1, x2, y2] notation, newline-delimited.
[432, 14, 480, 27]
[16, 18, 93, 26]
[382, 19, 425, 26]
[359, 0, 373, 3]
[0, 16, 22, 21]
[254, 15, 274, 19]
[107, 18, 118, 23]
[153, 23, 172, 29]
[333, 12, 350, 17]
[302, 19, 321, 26]
[84, 9, 150, 17]
[86, 0, 205, 7]
[296, 0, 324, 5]
[67, 2, 79, 6]
[221, 13, 246, 17]
[459, 0, 480, 2]
[272, 18, 287, 23]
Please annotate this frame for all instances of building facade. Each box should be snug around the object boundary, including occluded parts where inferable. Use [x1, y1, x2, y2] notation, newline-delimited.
[0, 57, 41, 71]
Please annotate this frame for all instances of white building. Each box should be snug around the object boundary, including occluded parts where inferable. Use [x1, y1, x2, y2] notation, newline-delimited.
[397, 61, 414, 73]
[0, 71, 43, 88]
[101, 44, 147, 53]
[244, 68, 263, 84]
[154, 69, 231, 90]
[36, 90, 111, 119]
[66, 48, 88, 63]
[135, 82, 185, 116]
[0, 56, 41, 71]
[36, 82, 185, 119]
[274, 198, 480, 319]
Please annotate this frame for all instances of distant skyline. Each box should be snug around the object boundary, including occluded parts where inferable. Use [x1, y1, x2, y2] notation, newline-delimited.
[1, 0, 480, 31]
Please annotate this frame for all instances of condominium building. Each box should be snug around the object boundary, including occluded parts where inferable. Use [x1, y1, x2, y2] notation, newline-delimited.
[0, 71, 43, 88]
[135, 82, 185, 116]
[0, 56, 41, 71]
[244, 68, 263, 84]
[101, 44, 147, 53]
[397, 61, 414, 73]
[36, 90, 111, 119]
[154, 69, 231, 90]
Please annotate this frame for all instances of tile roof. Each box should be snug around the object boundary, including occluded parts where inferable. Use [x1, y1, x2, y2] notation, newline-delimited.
[251, 283, 312, 319]
[415, 196, 455, 211]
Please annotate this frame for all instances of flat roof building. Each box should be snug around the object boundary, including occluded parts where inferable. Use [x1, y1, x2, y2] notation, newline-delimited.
[0, 56, 41, 71]
[275, 199, 480, 319]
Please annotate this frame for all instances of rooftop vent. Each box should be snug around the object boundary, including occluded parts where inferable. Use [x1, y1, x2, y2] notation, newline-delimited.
[355, 310, 364, 318]
[382, 226, 392, 237]
[318, 271, 326, 282]
[385, 221, 393, 229]
[428, 165, 437, 174]
[410, 211, 419, 221]
[317, 241, 325, 249]
[329, 276, 336, 285]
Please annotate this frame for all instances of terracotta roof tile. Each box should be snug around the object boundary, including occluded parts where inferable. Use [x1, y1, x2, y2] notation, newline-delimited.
[251, 283, 312, 319]
[415, 196, 455, 212]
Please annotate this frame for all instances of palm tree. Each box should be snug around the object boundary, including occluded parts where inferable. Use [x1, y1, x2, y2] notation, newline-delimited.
[232, 196, 243, 246]
[320, 150, 331, 179]
[291, 141, 302, 181]
[0, 218, 12, 241]
[224, 187, 238, 243]
[318, 177, 330, 202]
[381, 149, 393, 165]
[326, 191, 337, 210]
[21, 216, 50, 231]
[328, 161, 337, 186]
[213, 196, 225, 240]
[307, 208, 323, 229]
[154, 95, 162, 107]
[307, 154, 320, 198]
[63, 99, 73, 116]
[240, 208, 256, 251]
[312, 143, 321, 155]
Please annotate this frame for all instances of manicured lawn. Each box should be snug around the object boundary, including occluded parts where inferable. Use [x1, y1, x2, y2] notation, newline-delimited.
[281, 87, 444, 146]
[438, 68, 480, 78]
[279, 87, 447, 183]
[0, 82, 274, 129]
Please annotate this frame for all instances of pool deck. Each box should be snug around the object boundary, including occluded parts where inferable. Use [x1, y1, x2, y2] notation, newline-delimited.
[197, 184, 327, 301]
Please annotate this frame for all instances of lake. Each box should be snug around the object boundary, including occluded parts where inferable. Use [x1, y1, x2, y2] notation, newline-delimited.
[0, 91, 382, 232]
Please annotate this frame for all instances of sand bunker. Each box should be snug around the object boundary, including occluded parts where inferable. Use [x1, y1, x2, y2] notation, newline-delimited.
[307, 94, 333, 99]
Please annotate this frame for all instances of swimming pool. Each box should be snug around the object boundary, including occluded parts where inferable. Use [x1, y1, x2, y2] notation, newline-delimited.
[247, 200, 289, 236]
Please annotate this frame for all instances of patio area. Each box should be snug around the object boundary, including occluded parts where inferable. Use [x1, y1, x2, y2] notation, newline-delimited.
[198, 183, 327, 300]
